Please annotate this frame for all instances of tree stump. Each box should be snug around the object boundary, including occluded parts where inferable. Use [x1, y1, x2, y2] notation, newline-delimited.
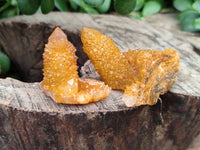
[0, 12, 200, 150]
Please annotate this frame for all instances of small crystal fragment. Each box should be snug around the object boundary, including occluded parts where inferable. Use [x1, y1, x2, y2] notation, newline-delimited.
[77, 78, 111, 104]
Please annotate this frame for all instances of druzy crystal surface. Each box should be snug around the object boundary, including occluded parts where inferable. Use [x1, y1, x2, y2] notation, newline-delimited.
[81, 27, 180, 107]
[40, 27, 111, 104]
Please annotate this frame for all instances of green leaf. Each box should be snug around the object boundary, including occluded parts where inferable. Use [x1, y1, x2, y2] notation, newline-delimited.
[114, 0, 136, 15]
[156, 0, 165, 7]
[69, 0, 79, 11]
[142, 1, 162, 16]
[83, 0, 104, 7]
[83, 5, 99, 14]
[173, 0, 193, 11]
[96, 0, 111, 13]
[0, 51, 11, 74]
[0, 0, 10, 13]
[134, 0, 144, 11]
[71, 0, 99, 14]
[123, 0, 136, 1]
[70, 0, 83, 7]
[193, 0, 200, 13]
[0, 6, 19, 18]
[178, 9, 198, 21]
[178, 10, 200, 32]
[41, 0, 55, 14]
[18, 0, 41, 15]
[54, 0, 69, 11]
[193, 17, 200, 30]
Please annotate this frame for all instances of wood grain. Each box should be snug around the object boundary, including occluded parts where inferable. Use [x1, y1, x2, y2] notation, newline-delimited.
[0, 12, 200, 150]
[146, 13, 200, 54]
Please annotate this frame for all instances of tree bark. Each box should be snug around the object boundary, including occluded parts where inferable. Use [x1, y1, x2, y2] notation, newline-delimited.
[0, 12, 200, 150]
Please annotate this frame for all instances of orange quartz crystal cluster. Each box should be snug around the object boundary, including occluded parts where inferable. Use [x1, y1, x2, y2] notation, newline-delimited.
[39, 27, 110, 104]
[81, 27, 180, 107]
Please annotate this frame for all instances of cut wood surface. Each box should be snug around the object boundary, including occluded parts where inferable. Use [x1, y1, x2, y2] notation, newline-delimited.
[0, 12, 200, 150]
[146, 13, 200, 54]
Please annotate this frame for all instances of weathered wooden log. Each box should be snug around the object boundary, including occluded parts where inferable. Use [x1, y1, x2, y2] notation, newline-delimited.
[0, 12, 200, 150]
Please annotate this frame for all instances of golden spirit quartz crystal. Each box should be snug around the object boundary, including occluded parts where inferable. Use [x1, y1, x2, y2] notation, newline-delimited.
[81, 27, 180, 107]
[40, 27, 111, 104]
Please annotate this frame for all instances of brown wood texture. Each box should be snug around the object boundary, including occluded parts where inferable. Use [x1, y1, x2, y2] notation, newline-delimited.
[0, 12, 200, 150]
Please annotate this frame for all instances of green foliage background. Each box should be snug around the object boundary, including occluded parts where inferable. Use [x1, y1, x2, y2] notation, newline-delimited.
[0, 0, 200, 32]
